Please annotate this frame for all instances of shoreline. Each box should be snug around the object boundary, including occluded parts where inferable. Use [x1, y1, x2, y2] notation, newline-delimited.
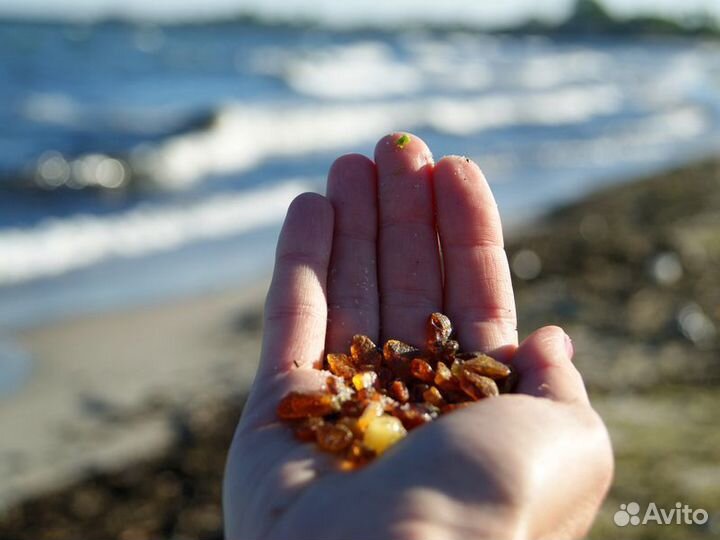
[1, 157, 719, 538]
[0, 280, 268, 512]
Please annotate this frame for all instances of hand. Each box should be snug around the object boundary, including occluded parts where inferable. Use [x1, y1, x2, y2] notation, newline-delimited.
[223, 133, 613, 540]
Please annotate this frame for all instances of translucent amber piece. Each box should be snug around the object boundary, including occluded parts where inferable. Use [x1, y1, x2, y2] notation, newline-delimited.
[392, 403, 433, 430]
[426, 312, 452, 351]
[383, 340, 420, 380]
[350, 335, 383, 370]
[294, 417, 324, 442]
[352, 371, 378, 391]
[277, 391, 339, 419]
[422, 386, 445, 407]
[357, 401, 384, 431]
[316, 423, 353, 452]
[457, 352, 511, 380]
[389, 380, 410, 403]
[458, 370, 499, 400]
[326, 353, 355, 380]
[410, 358, 434, 382]
[433, 361, 459, 392]
[363, 415, 407, 455]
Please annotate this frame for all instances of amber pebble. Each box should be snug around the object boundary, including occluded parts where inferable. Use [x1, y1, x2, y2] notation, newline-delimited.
[392, 403, 434, 430]
[350, 335, 383, 370]
[357, 401, 384, 431]
[326, 353, 356, 380]
[422, 386, 445, 407]
[316, 423, 354, 452]
[340, 400, 364, 417]
[409, 358, 435, 382]
[389, 380, 410, 403]
[457, 352, 511, 380]
[294, 417, 324, 441]
[383, 339, 420, 360]
[433, 361, 458, 392]
[364, 415, 407, 455]
[337, 416, 363, 439]
[458, 370, 499, 400]
[383, 339, 420, 379]
[426, 312, 452, 352]
[380, 394, 401, 414]
[450, 359, 464, 378]
[277, 391, 339, 419]
[352, 371, 378, 391]
[326, 376, 341, 394]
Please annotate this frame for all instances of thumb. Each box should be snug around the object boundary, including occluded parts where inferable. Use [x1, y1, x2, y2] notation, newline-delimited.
[511, 325, 589, 404]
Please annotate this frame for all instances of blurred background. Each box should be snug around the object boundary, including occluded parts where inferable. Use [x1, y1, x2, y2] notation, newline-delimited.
[0, 0, 718, 538]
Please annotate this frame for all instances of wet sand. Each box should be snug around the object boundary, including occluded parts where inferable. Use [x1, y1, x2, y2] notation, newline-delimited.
[1, 158, 719, 539]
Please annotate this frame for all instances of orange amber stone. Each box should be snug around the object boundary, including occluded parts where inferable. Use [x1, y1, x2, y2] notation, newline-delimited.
[316, 423, 354, 452]
[389, 380, 410, 403]
[327, 353, 355, 380]
[458, 370, 499, 400]
[277, 391, 339, 420]
[409, 358, 435, 382]
[457, 352, 511, 379]
[422, 386, 445, 407]
[350, 335, 383, 370]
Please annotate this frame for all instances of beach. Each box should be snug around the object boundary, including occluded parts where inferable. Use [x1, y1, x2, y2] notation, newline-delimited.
[0, 157, 718, 539]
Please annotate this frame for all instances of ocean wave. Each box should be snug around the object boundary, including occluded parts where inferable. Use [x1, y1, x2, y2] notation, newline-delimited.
[0, 180, 312, 286]
[137, 84, 621, 188]
[253, 38, 616, 99]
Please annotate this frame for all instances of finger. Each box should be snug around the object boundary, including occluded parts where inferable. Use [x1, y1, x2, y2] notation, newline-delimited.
[325, 154, 380, 352]
[375, 132, 442, 345]
[433, 156, 517, 355]
[513, 326, 589, 404]
[257, 192, 334, 384]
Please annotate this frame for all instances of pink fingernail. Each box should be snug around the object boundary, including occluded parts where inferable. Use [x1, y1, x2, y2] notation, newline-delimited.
[564, 333, 574, 359]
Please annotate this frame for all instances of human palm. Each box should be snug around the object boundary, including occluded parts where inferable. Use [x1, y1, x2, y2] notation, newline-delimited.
[224, 134, 613, 540]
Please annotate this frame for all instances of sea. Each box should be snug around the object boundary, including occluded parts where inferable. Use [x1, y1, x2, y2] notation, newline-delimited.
[1, 18, 720, 357]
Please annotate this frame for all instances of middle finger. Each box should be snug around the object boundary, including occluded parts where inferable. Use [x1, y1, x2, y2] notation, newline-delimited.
[375, 132, 442, 346]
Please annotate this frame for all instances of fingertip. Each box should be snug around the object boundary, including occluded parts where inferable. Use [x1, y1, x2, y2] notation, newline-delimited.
[326, 154, 377, 229]
[288, 191, 333, 215]
[328, 153, 375, 181]
[285, 192, 334, 236]
[374, 132, 433, 166]
[434, 154, 484, 180]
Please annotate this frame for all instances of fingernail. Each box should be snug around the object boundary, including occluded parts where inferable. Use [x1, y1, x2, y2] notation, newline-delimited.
[564, 332, 574, 359]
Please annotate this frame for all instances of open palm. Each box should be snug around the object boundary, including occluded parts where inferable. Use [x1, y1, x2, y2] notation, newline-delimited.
[224, 133, 613, 540]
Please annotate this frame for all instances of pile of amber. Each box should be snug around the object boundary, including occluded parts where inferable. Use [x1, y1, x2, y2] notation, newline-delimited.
[277, 313, 516, 467]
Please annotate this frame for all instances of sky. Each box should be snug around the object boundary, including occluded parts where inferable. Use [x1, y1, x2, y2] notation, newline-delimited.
[1, 0, 719, 26]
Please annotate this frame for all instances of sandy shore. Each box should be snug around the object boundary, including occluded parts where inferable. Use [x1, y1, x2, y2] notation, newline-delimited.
[1, 158, 719, 539]
[0, 282, 267, 511]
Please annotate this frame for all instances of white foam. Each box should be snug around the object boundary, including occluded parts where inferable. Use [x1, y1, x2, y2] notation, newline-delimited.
[0, 180, 312, 286]
[270, 42, 423, 99]
[138, 84, 621, 188]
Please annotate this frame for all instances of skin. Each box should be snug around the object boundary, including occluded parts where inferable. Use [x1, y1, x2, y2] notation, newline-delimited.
[223, 133, 614, 540]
